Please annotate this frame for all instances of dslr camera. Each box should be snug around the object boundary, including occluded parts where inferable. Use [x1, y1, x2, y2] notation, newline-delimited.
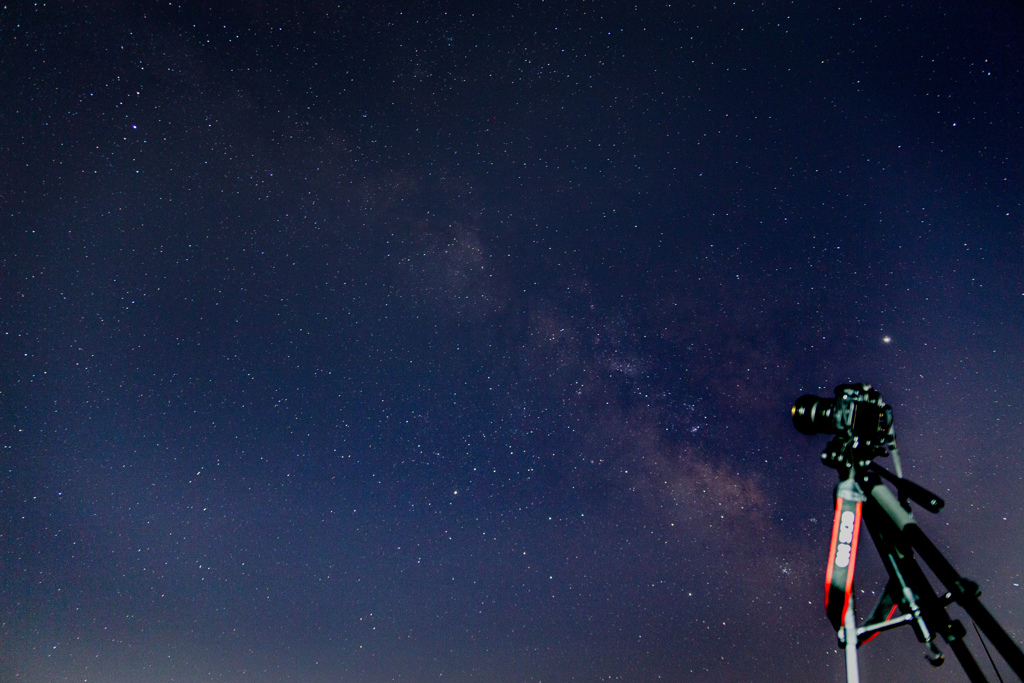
[791, 383, 894, 470]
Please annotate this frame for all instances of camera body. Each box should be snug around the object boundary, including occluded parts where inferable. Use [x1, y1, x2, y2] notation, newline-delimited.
[792, 384, 894, 470]
[792, 383, 892, 443]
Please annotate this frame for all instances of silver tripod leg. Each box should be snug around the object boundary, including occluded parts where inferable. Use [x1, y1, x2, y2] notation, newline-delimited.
[844, 597, 861, 683]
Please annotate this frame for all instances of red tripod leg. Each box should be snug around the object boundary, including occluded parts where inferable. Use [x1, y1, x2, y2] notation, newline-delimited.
[825, 480, 865, 631]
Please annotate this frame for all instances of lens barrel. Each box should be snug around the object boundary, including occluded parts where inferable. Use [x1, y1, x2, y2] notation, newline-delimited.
[791, 394, 836, 435]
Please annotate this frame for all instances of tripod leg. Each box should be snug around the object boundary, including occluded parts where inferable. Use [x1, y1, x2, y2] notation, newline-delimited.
[890, 546, 988, 681]
[907, 525, 1024, 681]
[844, 598, 861, 683]
[860, 497, 945, 663]
[945, 624, 992, 683]
[871, 484, 1024, 679]
[886, 553, 944, 666]
[862, 486, 991, 680]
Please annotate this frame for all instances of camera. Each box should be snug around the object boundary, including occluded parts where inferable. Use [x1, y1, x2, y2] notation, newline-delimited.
[791, 383, 892, 447]
[789, 383, 1024, 678]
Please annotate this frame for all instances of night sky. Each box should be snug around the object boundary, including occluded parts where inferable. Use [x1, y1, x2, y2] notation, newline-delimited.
[2, 1, 1023, 681]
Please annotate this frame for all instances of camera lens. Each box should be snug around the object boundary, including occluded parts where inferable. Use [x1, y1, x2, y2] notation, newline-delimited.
[792, 394, 836, 435]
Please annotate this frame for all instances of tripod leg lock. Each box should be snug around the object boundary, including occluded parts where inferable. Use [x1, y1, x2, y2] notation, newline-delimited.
[941, 619, 967, 643]
[953, 578, 980, 599]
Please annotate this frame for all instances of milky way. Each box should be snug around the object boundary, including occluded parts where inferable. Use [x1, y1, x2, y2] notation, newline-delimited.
[2, 2, 1022, 681]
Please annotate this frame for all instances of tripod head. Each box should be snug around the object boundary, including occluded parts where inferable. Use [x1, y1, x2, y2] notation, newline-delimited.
[793, 383, 941, 512]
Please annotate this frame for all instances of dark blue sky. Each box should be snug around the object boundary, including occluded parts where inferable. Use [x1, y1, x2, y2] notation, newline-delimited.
[2, 1, 1023, 681]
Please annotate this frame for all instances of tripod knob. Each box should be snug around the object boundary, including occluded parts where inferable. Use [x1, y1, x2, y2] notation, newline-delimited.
[942, 620, 967, 643]
[953, 578, 980, 599]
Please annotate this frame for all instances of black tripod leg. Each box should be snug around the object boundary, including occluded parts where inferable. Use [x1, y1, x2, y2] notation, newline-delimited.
[870, 481, 1024, 680]
[887, 554, 945, 666]
[861, 498, 944, 663]
[906, 525, 1024, 680]
[946, 628, 992, 683]
[862, 489, 990, 680]
[890, 541, 988, 681]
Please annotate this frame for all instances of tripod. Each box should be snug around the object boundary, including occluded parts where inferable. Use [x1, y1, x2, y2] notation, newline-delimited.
[794, 384, 1024, 682]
